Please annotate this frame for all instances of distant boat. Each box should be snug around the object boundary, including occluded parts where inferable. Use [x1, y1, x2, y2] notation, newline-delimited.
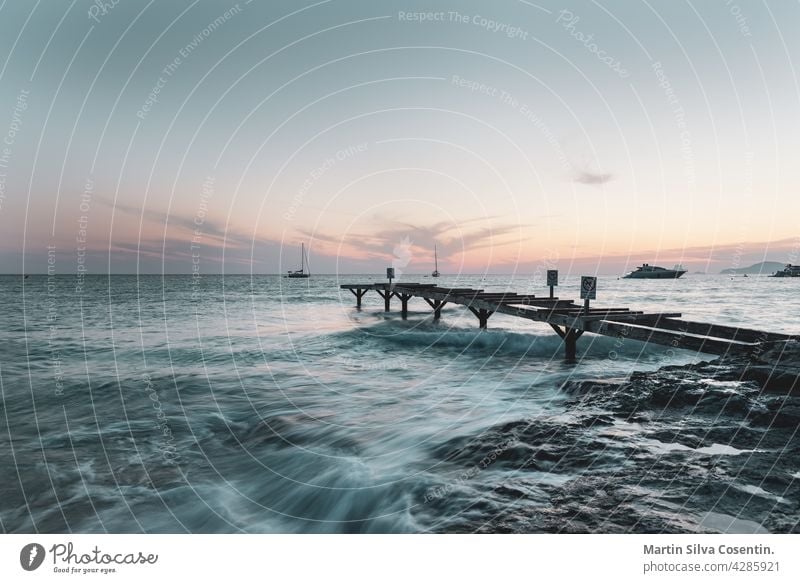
[286, 243, 310, 278]
[431, 244, 440, 278]
[623, 263, 687, 279]
[771, 264, 800, 278]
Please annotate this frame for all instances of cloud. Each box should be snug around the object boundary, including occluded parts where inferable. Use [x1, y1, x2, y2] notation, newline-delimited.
[298, 219, 524, 266]
[94, 195, 248, 246]
[80, 195, 294, 272]
[573, 171, 614, 185]
[88, 199, 528, 272]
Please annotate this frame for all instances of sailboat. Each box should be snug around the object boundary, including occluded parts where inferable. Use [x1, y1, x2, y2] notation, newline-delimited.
[286, 243, 310, 278]
[431, 244, 440, 278]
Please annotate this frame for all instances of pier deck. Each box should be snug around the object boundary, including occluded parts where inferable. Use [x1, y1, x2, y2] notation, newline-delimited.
[340, 282, 796, 360]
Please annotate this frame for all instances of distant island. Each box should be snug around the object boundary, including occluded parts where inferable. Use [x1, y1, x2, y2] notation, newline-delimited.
[720, 261, 786, 275]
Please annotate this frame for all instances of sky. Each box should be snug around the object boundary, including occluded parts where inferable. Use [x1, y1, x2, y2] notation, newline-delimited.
[0, 0, 798, 275]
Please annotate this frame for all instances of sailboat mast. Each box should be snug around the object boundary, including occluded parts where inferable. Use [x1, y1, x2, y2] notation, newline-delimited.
[301, 243, 305, 272]
[435, 245, 438, 271]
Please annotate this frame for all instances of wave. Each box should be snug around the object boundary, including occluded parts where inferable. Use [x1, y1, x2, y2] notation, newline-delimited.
[332, 318, 681, 362]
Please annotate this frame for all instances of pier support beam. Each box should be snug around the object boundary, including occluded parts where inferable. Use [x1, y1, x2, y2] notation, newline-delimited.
[399, 293, 412, 319]
[550, 324, 584, 362]
[349, 288, 368, 308]
[424, 298, 447, 320]
[376, 289, 394, 312]
[468, 307, 492, 329]
[564, 329, 578, 361]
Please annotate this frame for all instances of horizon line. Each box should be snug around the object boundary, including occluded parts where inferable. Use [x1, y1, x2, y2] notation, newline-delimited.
[1, 271, 761, 277]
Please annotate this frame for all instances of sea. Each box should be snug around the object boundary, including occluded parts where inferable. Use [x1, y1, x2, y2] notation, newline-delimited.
[1, 273, 799, 533]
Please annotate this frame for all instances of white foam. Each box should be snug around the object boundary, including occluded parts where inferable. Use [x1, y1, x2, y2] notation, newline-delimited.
[695, 443, 748, 456]
[642, 440, 750, 456]
[599, 420, 643, 438]
[735, 483, 789, 505]
[700, 379, 743, 389]
[642, 439, 693, 454]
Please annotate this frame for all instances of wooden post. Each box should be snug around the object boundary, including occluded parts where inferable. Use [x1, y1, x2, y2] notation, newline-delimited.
[580, 276, 596, 316]
[547, 270, 558, 299]
[376, 289, 392, 311]
[564, 328, 577, 361]
[400, 293, 410, 319]
[551, 324, 583, 361]
[424, 298, 447, 320]
[467, 306, 491, 328]
[385, 268, 395, 312]
[349, 288, 367, 308]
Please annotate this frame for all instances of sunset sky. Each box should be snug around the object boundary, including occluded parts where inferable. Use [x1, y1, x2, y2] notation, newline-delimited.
[0, 0, 798, 275]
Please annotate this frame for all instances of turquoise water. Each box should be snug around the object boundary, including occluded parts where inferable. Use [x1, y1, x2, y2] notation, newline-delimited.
[1, 273, 799, 533]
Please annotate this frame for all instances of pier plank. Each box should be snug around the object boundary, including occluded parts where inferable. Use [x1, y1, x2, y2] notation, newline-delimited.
[609, 315, 794, 344]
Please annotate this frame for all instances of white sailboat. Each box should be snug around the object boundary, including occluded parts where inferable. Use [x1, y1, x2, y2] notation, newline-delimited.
[432, 244, 440, 278]
[286, 243, 310, 278]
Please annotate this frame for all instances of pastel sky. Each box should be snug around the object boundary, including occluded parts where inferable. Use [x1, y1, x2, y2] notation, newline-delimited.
[0, 0, 798, 275]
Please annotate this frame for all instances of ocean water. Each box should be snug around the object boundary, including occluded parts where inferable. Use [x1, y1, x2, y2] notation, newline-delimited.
[1, 273, 799, 533]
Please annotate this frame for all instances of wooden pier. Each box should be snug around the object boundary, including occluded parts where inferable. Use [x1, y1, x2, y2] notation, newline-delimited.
[340, 281, 796, 361]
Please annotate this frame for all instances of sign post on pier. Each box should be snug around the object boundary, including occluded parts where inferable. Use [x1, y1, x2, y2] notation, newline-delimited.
[546, 270, 558, 298]
[580, 276, 596, 314]
[386, 267, 395, 287]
